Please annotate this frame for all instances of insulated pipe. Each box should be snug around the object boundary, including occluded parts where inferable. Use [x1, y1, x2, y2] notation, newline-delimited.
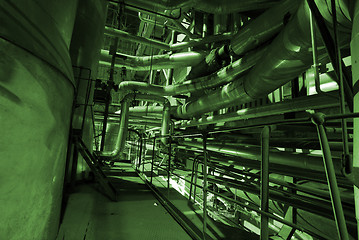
[229, 0, 301, 56]
[175, 92, 339, 127]
[123, 0, 282, 14]
[174, 0, 351, 118]
[183, 0, 301, 85]
[97, 93, 170, 159]
[104, 26, 171, 51]
[100, 49, 206, 71]
[350, 0, 359, 236]
[118, 46, 266, 96]
[180, 141, 343, 175]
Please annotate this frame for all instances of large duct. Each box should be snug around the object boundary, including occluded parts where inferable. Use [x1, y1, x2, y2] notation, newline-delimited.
[174, 0, 352, 118]
[229, 0, 301, 56]
[100, 49, 206, 71]
[0, 0, 78, 239]
[118, 46, 266, 96]
[98, 93, 171, 160]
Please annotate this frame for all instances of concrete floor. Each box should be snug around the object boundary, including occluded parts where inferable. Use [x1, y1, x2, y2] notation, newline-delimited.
[57, 163, 191, 240]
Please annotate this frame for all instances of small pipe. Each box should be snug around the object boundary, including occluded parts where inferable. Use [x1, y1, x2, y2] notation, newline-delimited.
[260, 126, 270, 240]
[312, 113, 349, 240]
[331, 0, 351, 174]
[202, 133, 208, 240]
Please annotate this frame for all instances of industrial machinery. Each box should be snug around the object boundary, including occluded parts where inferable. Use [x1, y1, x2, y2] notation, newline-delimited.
[1, 0, 358, 239]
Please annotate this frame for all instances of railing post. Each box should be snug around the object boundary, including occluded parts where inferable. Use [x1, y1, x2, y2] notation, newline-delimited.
[150, 136, 156, 184]
[260, 126, 270, 240]
[312, 113, 349, 240]
[138, 135, 143, 171]
[168, 136, 172, 197]
[202, 132, 208, 240]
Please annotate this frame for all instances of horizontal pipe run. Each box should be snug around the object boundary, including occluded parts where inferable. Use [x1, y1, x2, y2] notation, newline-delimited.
[175, 91, 339, 125]
[180, 141, 343, 175]
[118, 47, 265, 96]
[104, 26, 171, 50]
[174, 0, 351, 118]
[100, 49, 206, 71]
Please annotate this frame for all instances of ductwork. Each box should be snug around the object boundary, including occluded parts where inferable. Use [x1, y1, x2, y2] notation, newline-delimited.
[100, 49, 206, 71]
[98, 93, 171, 160]
[118, 46, 266, 96]
[174, 0, 352, 118]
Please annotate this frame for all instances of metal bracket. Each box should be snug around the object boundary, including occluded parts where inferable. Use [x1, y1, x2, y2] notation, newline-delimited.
[344, 167, 359, 188]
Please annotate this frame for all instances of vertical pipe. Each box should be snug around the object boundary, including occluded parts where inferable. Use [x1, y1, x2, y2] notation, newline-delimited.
[309, 9, 323, 95]
[167, 136, 172, 197]
[100, 38, 118, 151]
[150, 137, 156, 184]
[202, 133, 208, 240]
[312, 114, 349, 240]
[260, 126, 270, 240]
[331, 0, 351, 173]
[350, 1, 359, 234]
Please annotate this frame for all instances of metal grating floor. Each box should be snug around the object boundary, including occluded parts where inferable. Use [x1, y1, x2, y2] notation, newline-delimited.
[57, 163, 192, 240]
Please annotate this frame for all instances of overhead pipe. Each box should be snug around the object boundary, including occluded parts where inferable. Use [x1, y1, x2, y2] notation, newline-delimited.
[100, 49, 206, 71]
[104, 26, 171, 51]
[186, 0, 300, 81]
[97, 93, 170, 159]
[180, 141, 343, 175]
[174, 0, 351, 118]
[175, 91, 339, 127]
[122, 0, 283, 14]
[117, 46, 266, 95]
[104, 26, 233, 52]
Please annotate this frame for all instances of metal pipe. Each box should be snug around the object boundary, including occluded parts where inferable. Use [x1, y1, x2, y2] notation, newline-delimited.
[312, 113, 349, 240]
[202, 133, 208, 239]
[122, 0, 283, 14]
[350, 1, 359, 234]
[97, 93, 171, 159]
[175, 91, 339, 126]
[104, 26, 171, 51]
[230, 0, 301, 56]
[118, 46, 266, 96]
[138, 12, 179, 32]
[260, 126, 270, 240]
[100, 49, 206, 71]
[180, 140, 343, 175]
[174, 0, 351, 118]
[330, 0, 351, 175]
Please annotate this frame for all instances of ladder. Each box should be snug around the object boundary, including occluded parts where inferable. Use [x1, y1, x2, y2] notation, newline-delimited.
[74, 136, 117, 201]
